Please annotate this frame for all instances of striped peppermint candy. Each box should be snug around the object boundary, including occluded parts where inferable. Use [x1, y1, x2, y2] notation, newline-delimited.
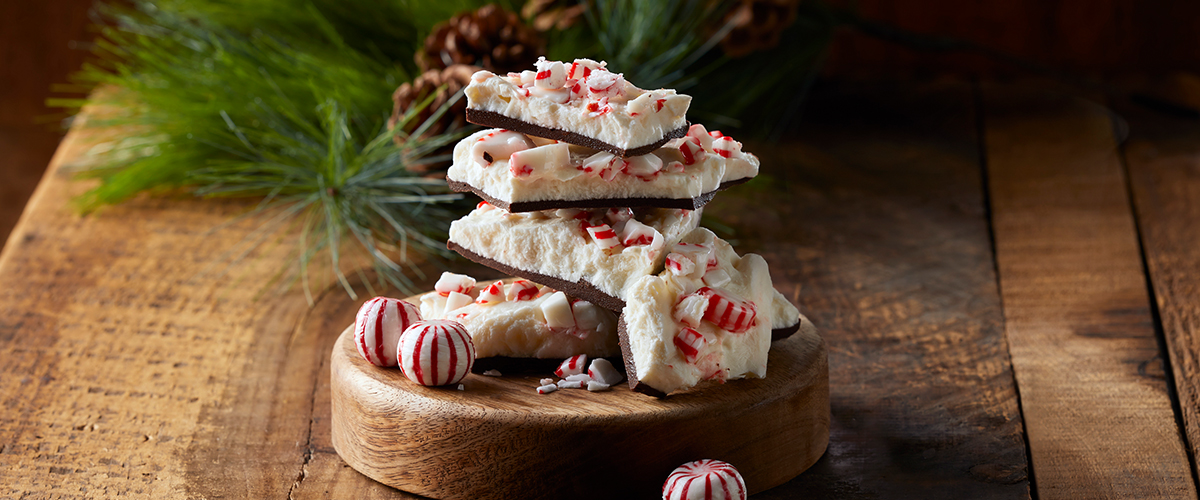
[555, 354, 587, 378]
[354, 297, 422, 367]
[663, 459, 746, 500]
[398, 320, 476, 386]
[587, 224, 624, 255]
[698, 287, 758, 334]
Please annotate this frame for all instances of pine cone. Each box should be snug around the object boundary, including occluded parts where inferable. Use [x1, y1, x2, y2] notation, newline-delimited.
[720, 0, 800, 58]
[417, 4, 544, 75]
[522, 0, 588, 32]
[389, 64, 480, 174]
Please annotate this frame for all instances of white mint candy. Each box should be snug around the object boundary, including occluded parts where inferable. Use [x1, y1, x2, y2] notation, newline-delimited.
[673, 292, 710, 328]
[588, 358, 623, 386]
[354, 297, 423, 367]
[702, 268, 733, 288]
[435, 272, 477, 296]
[443, 291, 474, 316]
[509, 143, 570, 180]
[571, 300, 607, 335]
[663, 459, 746, 500]
[622, 154, 663, 180]
[398, 320, 475, 387]
[587, 381, 611, 392]
[541, 291, 576, 329]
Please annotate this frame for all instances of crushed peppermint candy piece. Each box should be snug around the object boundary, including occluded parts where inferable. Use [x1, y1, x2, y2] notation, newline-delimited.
[587, 381, 611, 392]
[620, 219, 664, 252]
[699, 287, 757, 333]
[712, 136, 741, 159]
[509, 143, 570, 179]
[537, 384, 558, 394]
[505, 279, 540, 301]
[674, 327, 706, 362]
[555, 354, 588, 378]
[564, 373, 592, 383]
[588, 358, 623, 386]
[457, 384, 465, 391]
[557, 379, 587, 389]
[471, 130, 533, 168]
[687, 123, 716, 153]
[475, 281, 506, 305]
[703, 268, 733, 288]
[443, 291, 474, 315]
[534, 57, 567, 89]
[541, 291, 577, 329]
[673, 292, 710, 328]
[482, 369, 503, 377]
[540, 378, 555, 386]
[435, 272, 477, 296]
[586, 224, 624, 255]
[665, 252, 696, 277]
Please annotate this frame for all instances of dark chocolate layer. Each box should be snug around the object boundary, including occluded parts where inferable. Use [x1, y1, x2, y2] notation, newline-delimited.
[466, 108, 688, 157]
[448, 177, 752, 213]
[447, 240, 626, 312]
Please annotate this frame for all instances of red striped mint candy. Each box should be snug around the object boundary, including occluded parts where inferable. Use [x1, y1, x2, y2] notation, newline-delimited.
[698, 287, 758, 334]
[506, 280, 540, 301]
[398, 320, 476, 386]
[674, 327, 706, 362]
[663, 459, 746, 500]
[354, 297, 422, 367]
[587, 223, 624, 255]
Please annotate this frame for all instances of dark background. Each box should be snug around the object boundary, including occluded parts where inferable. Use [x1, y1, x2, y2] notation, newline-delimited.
[3, 0, 1199, 245]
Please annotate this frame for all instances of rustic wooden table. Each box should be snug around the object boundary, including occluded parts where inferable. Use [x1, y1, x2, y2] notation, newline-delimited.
[2, 81, 1198, 499]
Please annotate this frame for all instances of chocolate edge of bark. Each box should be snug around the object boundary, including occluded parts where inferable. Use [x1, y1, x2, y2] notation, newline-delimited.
[617, 316, 668, 398]
[771, 321, 801, 341]
[466, 108, 688, 157]
[447, 175, 756, 213]
[447, 240, 627, 312]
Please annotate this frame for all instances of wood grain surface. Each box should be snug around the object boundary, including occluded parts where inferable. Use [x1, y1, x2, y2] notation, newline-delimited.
[982, 84, 1199, 499]
[709, 82, 1030, 499]
[1116, 78, 1200, 485]
[332, 317, 827, 500]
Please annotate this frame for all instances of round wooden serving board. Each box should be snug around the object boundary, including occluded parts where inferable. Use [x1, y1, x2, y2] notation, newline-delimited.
[331, 315, 829, 500]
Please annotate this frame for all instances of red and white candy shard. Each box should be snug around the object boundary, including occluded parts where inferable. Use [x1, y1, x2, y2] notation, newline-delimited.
[673, 292, 710, 328]
[621, 219, 664, 252]
[699, 287, 757, 334]
[505, 280, 540, 301]
[354, 297, 422, 367]
[678, 137, 706, 166]
[475, 281, 505, 305]
[711, 137, 741, 159]
[674, 327, 706, 363]
[534, 57, 567, 89]
[555, 354, 587, 378]
[687, 124, 715, 152]
[509, 143, 570, 179]
[398, 320, 476, 387]
[471, 130, 534, 168]
[588, 357, 623, 386]
[435, 272, 477, 296]
[665, 252, 697, 277]
[662, 459, 746, 500]
[443, 291, 474, 316]
[586, 224, 624, 255]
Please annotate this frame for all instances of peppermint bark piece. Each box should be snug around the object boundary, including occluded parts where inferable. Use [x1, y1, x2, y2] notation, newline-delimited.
[619, 227, 803, 397]
[415, 274, 619, 360]
[464, 58, 691, 157]
[448, 205, 702, 311]
[447, 125, 759, 212]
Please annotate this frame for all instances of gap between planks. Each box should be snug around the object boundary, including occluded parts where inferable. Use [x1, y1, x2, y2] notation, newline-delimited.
[982, 82, 1199, 499]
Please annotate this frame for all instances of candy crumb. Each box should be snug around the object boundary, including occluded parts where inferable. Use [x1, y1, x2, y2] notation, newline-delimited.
[457, 384, 465, 391]
[557, 379, 587, 390]
[565, 373, 592, 383]
[587, 381, 611, 392]
[537, 384, 558, 394]
[539, 378, 555, 386]
[482, 369, 503, 377]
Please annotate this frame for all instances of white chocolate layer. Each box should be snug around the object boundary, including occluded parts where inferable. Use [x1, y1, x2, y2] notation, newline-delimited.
[449, 206, 702, 304]
[418, 279, 619, 359]
[449, 128, 759, 206]
[623, 228, 796, 395]
[465, 59, 691, 151]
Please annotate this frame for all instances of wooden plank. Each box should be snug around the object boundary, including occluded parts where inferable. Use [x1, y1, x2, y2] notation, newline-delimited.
[0, 122, 377, 497]
[1117, 77, 1200, 484]
[709, 82, 1029, 498]
[982, 84, 1198, 499]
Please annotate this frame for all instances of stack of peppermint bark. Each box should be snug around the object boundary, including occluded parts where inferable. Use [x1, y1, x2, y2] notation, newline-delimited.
[443, 57, 802, 397]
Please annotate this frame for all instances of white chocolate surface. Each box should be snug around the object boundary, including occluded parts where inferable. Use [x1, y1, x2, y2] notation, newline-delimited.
[623, 228, 793, 394]
[465, 59, 691, 151]
[449, 128, 759, 206]
[449, 207, 703, 303]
